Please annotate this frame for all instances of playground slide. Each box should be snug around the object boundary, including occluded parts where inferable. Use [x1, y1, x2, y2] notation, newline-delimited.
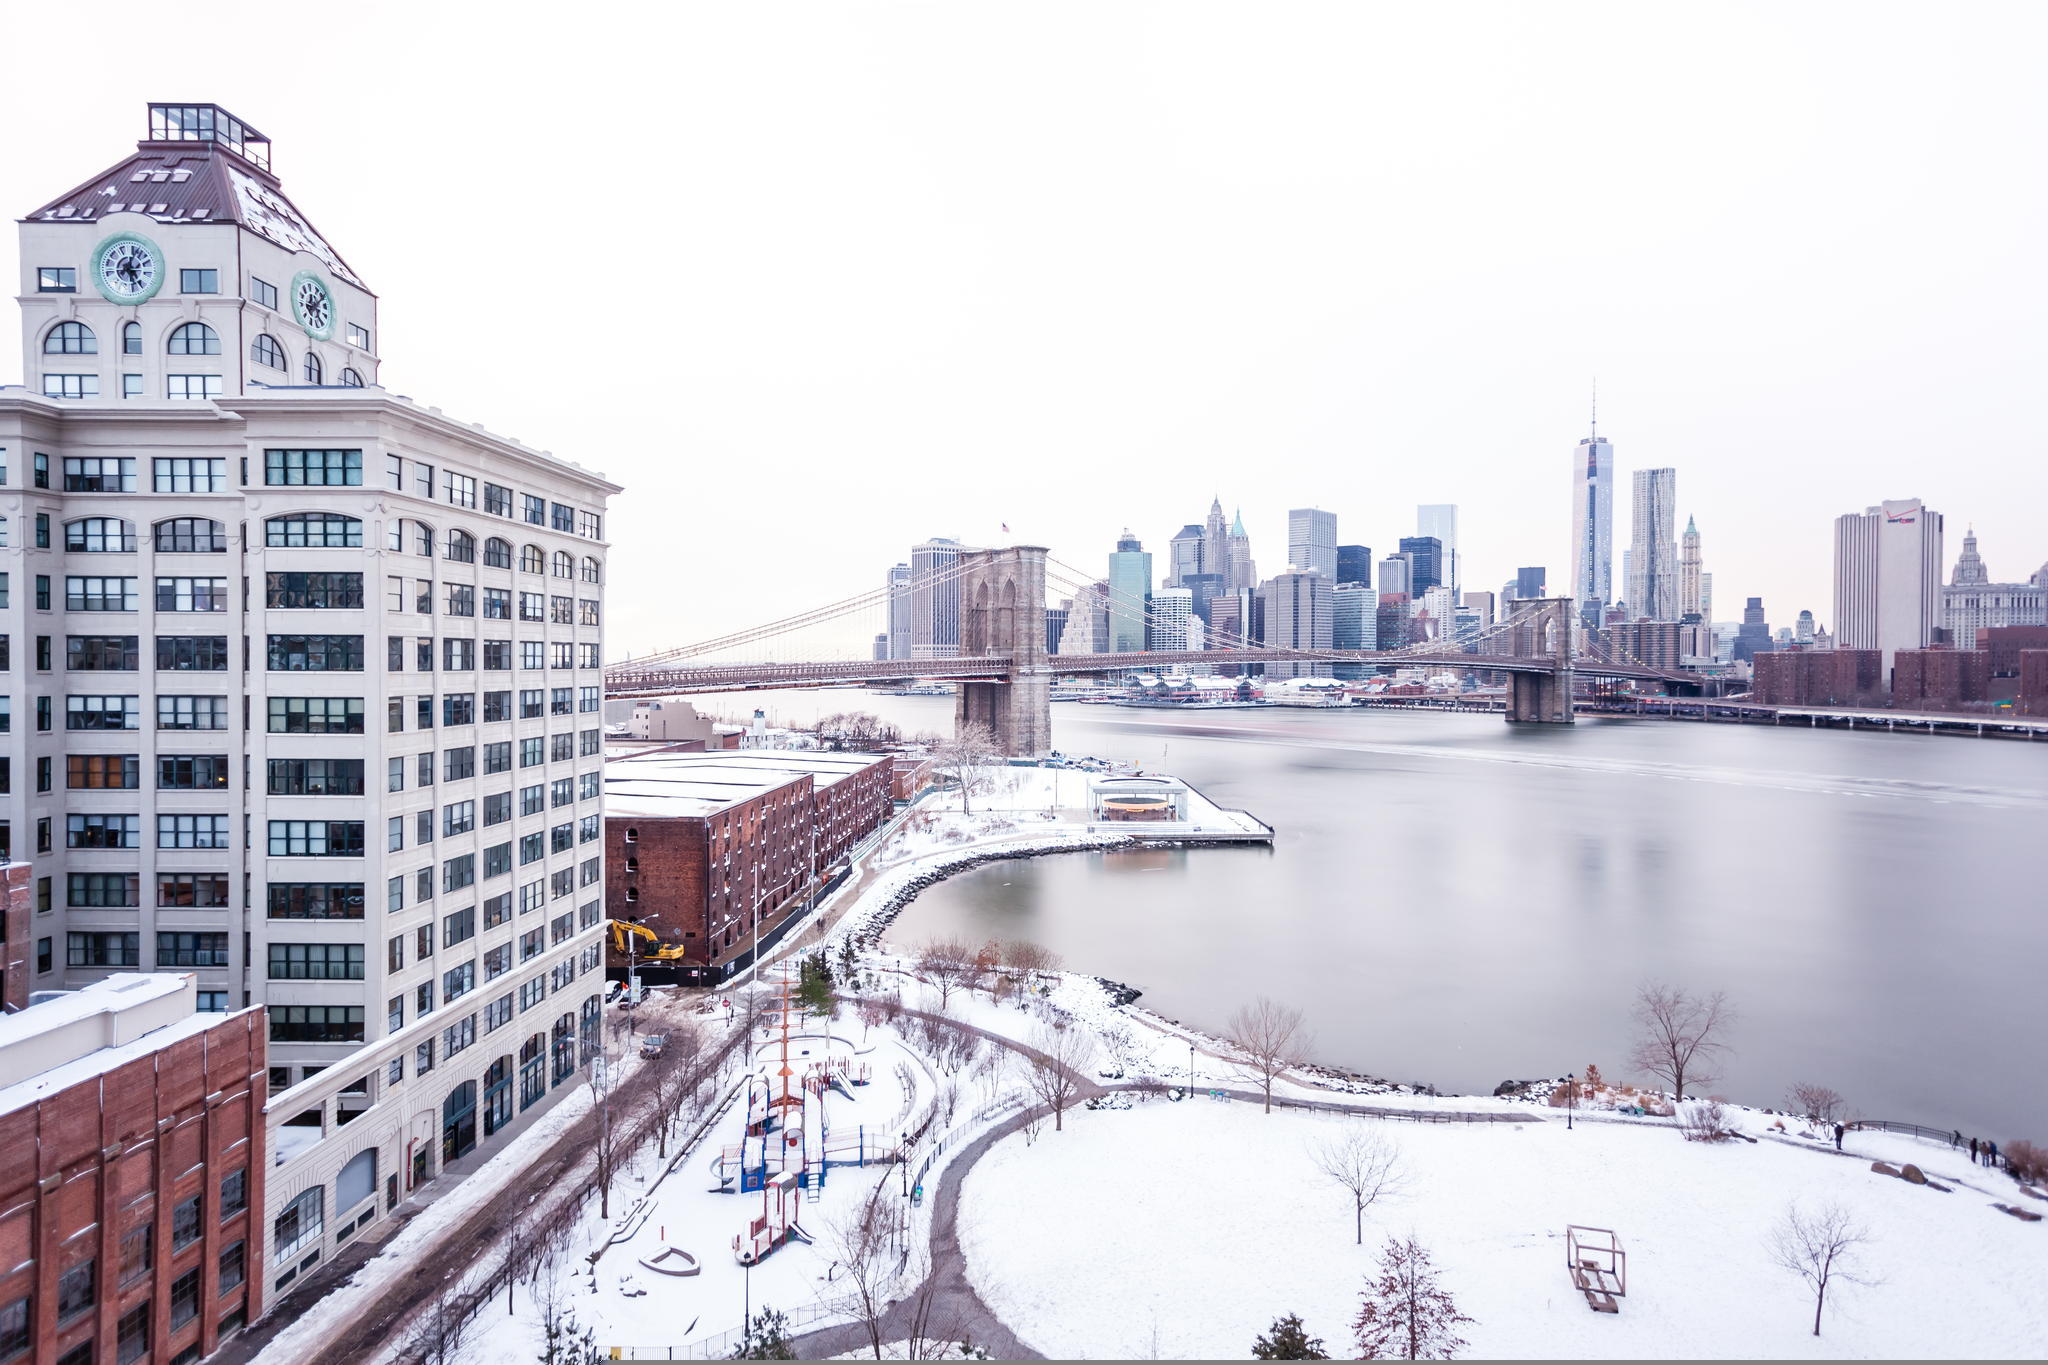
[803, 1090, 826, 1183]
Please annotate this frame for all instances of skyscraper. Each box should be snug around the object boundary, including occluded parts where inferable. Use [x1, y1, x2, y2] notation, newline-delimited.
[1515, 566, 1547, 601]
[1678, 516, 1705, 622]
[1258, 571, 1333, 677]
[1332, 584, 1379, 679]
[1834, 499, 1945, 672]
[1416, 504, 1458, 595]
[1166, 524, 1205, 589]
[1570, 417, 1616, 626]
[1627, 468, 1679, 620]
[1733, 597, 1775, 663]
[1228, 509, 1257, 594]
[1398, 535, 1443, 594]
[1336, 544, 1373, 588]
[1149, 588, 1197, 652]
[885, 562, 913, 658]
[1379, 554, 1413, 597]
[1287, 508, 1338, 581]
[1106, 529, 1153, 653]
[910, 537, 966, 658]
[1203, 498, 1231, 588]
[1056, 582, 1110, 654]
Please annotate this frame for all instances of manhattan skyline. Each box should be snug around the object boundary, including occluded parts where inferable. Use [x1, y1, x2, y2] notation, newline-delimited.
[2, 3, 2045, 659]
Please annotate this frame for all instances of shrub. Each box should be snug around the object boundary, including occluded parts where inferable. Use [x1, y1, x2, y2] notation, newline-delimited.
[1679, 1099, 1733, 1142]
[2005, 1139, 2048, 1185]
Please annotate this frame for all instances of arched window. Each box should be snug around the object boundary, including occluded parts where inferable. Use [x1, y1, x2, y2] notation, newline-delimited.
[167, 322, 220, 355]
[44, 321, 96, 354]
[303, 351, 323, 384]
[64, 517, 138, 553]
[153, 518, 228, 553]
[579, 556, 601, 585]
[250, 333, 286, 370]
[268, 512, 363, 548]
[446, 529, 476, 564]
[519, 545, 544, 574]
[550, 550, 574, 579]
[340, 367, 365, 388]
[122, 322, 141, 355]
[483, 537, 513, 569]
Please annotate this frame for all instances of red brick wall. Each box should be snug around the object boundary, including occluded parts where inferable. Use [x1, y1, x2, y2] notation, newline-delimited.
[1753, 649, 1884, 707]
[1978, 626, 2048, 676]
[2018, 651, 2048, 716]
[0, 864, 31, 1014]
[0, 1007, 266, 1365]
[1892, 649, 1990, 710]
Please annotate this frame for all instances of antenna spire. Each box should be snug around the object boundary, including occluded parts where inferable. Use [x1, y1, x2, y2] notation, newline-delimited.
[1590, 378, 1598, 440]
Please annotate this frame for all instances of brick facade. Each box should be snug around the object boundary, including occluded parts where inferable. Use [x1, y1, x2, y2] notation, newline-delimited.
[606, 753, 896, 982]
[2017, 651, 2048, 716]
[0, 1009, 265, 1365]
[1752, 649, 1885, 707]
[1891, 649, 1990, 710]
[1976, 625, 2048, 677]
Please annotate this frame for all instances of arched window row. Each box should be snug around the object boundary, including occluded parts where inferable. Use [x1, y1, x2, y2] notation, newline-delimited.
[154, 518, 228, 553]
[65, 517, 138, 553]
[44, 321, 96, 355]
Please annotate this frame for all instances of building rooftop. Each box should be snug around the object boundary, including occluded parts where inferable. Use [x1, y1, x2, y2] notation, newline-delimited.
[24, 103, 365, 287]
[0, 973, 229, 1117]
[605, 750, 892, 819]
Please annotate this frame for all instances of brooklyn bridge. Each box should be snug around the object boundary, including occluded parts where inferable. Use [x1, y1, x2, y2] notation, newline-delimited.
[604, 546, 1703, 754]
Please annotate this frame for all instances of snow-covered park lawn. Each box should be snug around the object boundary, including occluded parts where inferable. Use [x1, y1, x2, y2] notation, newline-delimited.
[958, 1099, 2048, 1360]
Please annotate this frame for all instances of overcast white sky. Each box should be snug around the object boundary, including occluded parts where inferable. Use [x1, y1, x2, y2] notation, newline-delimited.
[5, 2, 2044, 656]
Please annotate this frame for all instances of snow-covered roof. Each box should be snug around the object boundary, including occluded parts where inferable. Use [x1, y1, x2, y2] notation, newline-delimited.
[605, 751, 892, 819]
[0, 974, 238, 1118]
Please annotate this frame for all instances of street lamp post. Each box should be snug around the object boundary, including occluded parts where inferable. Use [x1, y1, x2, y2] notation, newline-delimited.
[1566, 1072, 1576, 1131]
[1189, 1038, 1197, 1099]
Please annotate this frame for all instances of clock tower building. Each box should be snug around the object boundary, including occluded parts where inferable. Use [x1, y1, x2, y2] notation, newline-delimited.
[5, 103, 621, 1342]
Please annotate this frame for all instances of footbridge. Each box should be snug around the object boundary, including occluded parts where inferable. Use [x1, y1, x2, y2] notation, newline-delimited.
[606, 546, 1701, 754]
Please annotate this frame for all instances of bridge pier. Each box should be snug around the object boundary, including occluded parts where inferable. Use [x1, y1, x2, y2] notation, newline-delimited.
[1506, 670, 1575, 724]
[954, 545, 1053, 756]
[1502, 597, 1576, 725]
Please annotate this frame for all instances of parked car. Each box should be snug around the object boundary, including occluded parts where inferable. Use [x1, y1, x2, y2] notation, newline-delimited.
[639, 1033, 668, 1060]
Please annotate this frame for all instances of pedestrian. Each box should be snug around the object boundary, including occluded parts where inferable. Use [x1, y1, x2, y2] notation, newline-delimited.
[1833, 1122, 1845, 1151]
[1953, 1129, 1963, 1148]
[1971, 1137, 1980, 1163]
[1988, 1140, 2001, 1168]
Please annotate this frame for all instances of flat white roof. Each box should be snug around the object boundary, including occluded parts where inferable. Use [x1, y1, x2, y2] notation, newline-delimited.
[605, 751, 892, 819]
[0, 975, 247, 1119]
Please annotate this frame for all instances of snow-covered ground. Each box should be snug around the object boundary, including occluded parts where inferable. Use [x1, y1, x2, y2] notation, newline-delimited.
[957, 1099, 2048, 1360]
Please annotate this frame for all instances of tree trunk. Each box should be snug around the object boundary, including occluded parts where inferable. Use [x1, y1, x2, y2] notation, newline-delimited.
[1813, 1282, 1825, 1336]
[1355, 1200, 1363, 1245]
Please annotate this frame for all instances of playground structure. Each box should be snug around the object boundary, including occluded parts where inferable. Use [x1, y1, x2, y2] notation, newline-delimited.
[722, 974, 899, 1263]
[1564, 1225, 1627, 1314]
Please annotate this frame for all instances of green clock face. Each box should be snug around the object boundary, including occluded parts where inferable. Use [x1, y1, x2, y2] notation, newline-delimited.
[291, 270, 336, 340]
[93, 231, 164, 303]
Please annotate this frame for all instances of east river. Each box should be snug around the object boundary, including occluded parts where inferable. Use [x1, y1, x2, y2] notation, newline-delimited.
[701, 691, 2048, 1137]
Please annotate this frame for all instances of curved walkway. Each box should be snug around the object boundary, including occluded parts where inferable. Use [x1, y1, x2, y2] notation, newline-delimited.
[790, 1005, 1540, 1359]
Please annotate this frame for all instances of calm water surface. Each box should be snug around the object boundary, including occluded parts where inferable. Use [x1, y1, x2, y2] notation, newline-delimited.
[706, 692, 2048, 1136]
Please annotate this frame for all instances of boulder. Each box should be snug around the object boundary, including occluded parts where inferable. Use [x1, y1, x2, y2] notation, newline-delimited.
[1900, 1163, 1928, 1185]
[1994, 1203, 2043, 1222]
[1870, 1161, 1899, 1176]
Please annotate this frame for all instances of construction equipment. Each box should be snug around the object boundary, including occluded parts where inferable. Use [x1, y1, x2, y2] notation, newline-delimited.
[608, 919, 693, 963]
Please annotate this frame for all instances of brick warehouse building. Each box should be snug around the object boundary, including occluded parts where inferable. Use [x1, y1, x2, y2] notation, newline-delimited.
[0, 975, 265, 1365]
[1890, 649, 1991, 711]
[1, 865, 30, 1012]
[604, 751, 896, 984]
[1752, 648, 1885, 707]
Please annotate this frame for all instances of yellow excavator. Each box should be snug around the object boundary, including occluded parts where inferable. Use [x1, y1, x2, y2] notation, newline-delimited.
[608, 919, 693, 963]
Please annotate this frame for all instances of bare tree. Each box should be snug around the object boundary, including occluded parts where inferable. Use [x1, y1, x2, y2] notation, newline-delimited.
[827, 1184, 899, 1359]
[1787, 1082, 1846, 1128]
[395, 1281, 478, 1365]
[1023, 1022, 1092, 1132]
[1310, 1124, 1403, 1244]
[1227, 997, 1314, 1113]
[817, 711, 903, 752]
[1770, 1200, 1875, 1337]
[1678, 1098, 1734, 1143]
[1628, 983, 1735, 1103]
[1000, 939, 1062, 985]
[650, 1020, 711, 1159]
[929, 723, 1003, 813]
[916, 937, 977, 1010]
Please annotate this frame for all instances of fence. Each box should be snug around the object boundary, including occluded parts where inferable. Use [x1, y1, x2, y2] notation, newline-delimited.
[1850, 1119, 2008, 1171]
[652, 1299, 846, 1360]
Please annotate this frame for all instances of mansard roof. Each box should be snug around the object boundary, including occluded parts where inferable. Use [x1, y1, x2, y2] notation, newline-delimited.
[22, 140, 367, 289]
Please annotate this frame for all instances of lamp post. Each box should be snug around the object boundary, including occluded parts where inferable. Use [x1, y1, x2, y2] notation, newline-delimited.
[1189, 1038, 1197, 1099]
[1566, 1072, 1576, 1131]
